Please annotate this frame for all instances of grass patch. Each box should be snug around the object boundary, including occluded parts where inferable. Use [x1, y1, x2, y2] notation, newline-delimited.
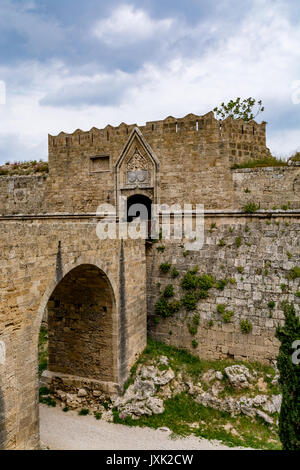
[231, 156, 286, 170]
[0, 160, 49, 176]
[113, 393, 280, 450]
[159, 263, 171, 274]
[243, 202, 260, 214]
[240, 319, 253, 334]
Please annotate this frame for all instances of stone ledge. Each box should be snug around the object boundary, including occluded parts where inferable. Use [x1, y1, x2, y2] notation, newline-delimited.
[1, 210, 300, 221]
[41, 370, 121, 395]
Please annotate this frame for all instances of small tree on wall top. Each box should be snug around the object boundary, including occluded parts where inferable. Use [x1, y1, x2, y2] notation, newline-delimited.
[213, 97, 264, 121]
[275, 302, 300, 450]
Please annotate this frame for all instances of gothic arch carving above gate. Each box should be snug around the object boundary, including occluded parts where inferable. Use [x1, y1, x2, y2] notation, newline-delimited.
[115, 127, 160, 207]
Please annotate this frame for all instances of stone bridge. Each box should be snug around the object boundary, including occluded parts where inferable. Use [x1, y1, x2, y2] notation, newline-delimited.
[0, 215, 147, 450]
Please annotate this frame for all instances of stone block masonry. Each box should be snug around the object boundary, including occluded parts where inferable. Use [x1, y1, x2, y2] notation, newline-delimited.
[0, 217, 147, 449]
[2, 112, 298, 215]
[0, 111, 299, 449]
[147, 215, 300, 363]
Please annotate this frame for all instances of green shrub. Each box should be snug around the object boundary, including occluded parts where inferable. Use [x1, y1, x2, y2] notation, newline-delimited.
[155, 298, 181, 318]
[217, 304, 226, 315]
[154, 316, 160, 324]
[288, 266, 300, 280]
[280, 283, 287, 292]
[39, 387, 50, 397]
[163, 285, 174, 298]
[218, 239, 225, 247]
[192, 340, 198, 349]
[63, 407, 69, 412]
[78, 409, 89, 416]
[159, 262, 171, 274]
[182, 292, 198, 311]
[155, 298, 171, 318]
[238, 266, 244, 274]
[195, 290, 208, 300]
[94, 412, 102, 420]
[171, 268, 179, 278]
[169, 300, 181, 314]
[188, 324, 197, 336]
[39, 395, 56, 407]
[156, 246, 166, 253]
[193, 314, 200, 326]
[223, 311, 234, 323]
[244, 202, 259, 213]
[198, 274, 215, 291]
[275, 303, 300, 450]
[181, 271, 199, 290]
[235, 237, 242, 248]
[216, 279, 228, 291]
[208, 320, 214, 328]
[240, 319, 253, 334]
[268, 301, 276, 310]
[296, 291, 300, 298]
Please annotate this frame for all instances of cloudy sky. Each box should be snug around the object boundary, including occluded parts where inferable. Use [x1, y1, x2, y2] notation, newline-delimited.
[0, 0, 299, 164]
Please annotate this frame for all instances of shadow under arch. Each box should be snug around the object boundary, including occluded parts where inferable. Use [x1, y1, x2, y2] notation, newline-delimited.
[34, 258, 120, 447]
[46, 263, 118, 382]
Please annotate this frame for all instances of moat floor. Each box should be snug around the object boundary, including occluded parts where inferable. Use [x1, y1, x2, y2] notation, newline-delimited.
[39, 405, 251, 451]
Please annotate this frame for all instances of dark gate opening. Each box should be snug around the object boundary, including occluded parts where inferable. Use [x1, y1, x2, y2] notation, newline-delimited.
[127, 194, 152, 239]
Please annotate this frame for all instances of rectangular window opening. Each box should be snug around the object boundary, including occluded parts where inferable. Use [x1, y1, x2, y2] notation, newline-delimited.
[90, 155, 110, 173]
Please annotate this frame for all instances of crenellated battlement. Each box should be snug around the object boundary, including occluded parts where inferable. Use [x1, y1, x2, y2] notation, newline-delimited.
[48, 111, 266, 150]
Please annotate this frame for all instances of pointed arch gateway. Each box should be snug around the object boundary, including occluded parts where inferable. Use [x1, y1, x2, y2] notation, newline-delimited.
[45, 264, 118, 386]
[115, 127, 160, 213]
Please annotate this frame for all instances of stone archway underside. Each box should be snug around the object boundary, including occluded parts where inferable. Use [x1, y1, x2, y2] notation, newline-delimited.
[47, 264, 116, 383]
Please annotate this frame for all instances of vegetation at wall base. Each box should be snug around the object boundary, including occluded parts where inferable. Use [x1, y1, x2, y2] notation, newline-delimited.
[118, 339, 281, 450]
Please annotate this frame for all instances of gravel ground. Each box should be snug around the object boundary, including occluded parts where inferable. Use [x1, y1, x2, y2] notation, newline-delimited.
[40, 404, 251, 450]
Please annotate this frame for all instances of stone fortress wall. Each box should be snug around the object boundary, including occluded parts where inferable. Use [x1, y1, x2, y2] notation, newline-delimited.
[0, 111, 299, 365]
[147, 215, 299, 363]
[0, 111, 299, 449]
[1, 111, 298, 215]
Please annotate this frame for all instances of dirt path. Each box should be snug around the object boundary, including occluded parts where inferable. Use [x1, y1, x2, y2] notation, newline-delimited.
[40, 404, 250, 450]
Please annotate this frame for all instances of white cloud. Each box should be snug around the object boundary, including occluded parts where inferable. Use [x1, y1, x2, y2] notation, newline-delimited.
[0, 0, 299, 164]
[0, 0, 65, 54]
[92, 4, 173, 46]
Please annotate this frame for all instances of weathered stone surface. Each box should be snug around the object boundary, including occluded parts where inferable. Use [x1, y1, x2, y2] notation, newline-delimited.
[215, 371, 223, 381]
[0, 111, 298, 451]
[224, 365, 253, 389]
[140, 366, 175, 385]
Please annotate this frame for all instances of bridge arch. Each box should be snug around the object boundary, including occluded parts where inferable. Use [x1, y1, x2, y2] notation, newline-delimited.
[46, 263, 117, 382]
